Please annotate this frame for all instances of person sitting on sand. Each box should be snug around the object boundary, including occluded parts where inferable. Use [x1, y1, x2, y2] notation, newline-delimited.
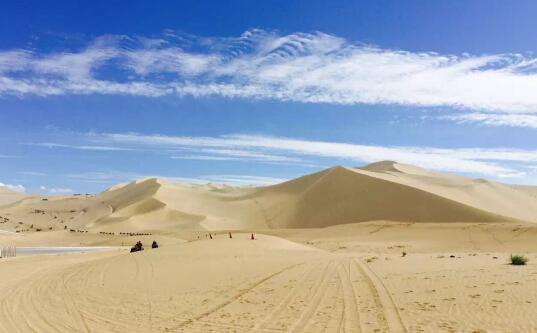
[152, 240, 158, 249]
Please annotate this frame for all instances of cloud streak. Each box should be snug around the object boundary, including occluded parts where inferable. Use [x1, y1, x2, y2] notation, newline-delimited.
[3, 30, 537, 112]
[64, 170, 284, 186]
[442, 113, 537, 129]
[56, 132, 537, 179]
[0, 182, 25, 193]
[39, 186, 73, 194]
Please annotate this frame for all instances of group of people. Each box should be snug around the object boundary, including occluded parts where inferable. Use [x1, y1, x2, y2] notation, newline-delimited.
[130, 240, 159, 253]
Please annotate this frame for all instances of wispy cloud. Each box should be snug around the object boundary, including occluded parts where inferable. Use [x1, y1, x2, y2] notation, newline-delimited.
[170, 148, 317, 166]
[39, 186, 73, 194]
[201, 175, 286, 186]
[3, 30, 537, 112]
[442, 113, 537, 129]
[64, 170, 284, 187]
[66, 171, 142, 184]
[26, 142, 136, 151]
[87, 132, 536, 179]
[0, 182, 25, 193]
[24, 131, 537, 180]
[17, 171, 47, 176]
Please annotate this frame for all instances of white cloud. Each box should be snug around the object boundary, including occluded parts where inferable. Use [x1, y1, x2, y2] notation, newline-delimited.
[0, 182, 25, 193]
[26, 142, 136, 151]
[170, 148, 317, 166]
[3, 30, 537, 112]
[49, 188, 73, 194]
[39, 186, 73, 194]
[63, 170, 283, 187]
[442, 113, 537, 129]
[23, 131, 537, 181]
[202, 175, 286, 186]
[89, 132, 537, 179]
[18, 171, 47, 176]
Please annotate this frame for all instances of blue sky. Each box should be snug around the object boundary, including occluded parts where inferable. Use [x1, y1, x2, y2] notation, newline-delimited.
[2, 0, 537, 194]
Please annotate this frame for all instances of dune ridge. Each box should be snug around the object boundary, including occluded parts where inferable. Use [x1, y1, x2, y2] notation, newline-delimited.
[1, 162, 537, 236]
[3, 162, 537, 333]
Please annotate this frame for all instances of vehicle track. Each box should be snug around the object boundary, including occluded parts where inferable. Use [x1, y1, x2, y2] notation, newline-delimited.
[0, 252, 408, 333]
[252, 261, 325, 331]
[337, 259, 362, 333]
[167, 262, 305, 331]
[135, 252, 156, 332]
[287, 261, 335, 333]
[353, 258, 407, 333]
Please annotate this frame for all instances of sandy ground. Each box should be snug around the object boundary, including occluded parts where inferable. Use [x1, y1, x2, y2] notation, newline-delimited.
[2, 163, 537, 332]
[1, 225, 537, 333]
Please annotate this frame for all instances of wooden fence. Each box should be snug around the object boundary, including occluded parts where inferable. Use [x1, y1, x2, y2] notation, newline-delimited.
[0, 246, 16, 258]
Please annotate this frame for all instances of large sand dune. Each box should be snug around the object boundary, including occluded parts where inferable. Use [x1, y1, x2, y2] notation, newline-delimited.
[1, 162, 537, 237]
[3, 162, 537, 332]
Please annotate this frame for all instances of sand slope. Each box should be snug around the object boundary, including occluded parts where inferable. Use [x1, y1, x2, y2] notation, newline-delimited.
[2, 162, 537, 237]
[251, 165, 523, 228]
[0, 187, 28, 206]
[3, 162, 537, 333]
[2, 228, 537, 333]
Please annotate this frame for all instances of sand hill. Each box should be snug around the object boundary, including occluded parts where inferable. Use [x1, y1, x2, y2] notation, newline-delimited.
[0, 187, 27, 206]
[1, 161, 537, 237]
[3, 162, 537, 333]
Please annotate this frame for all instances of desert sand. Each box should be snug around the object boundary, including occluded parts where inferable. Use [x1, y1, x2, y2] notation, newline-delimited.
[1, 161, 537, 332]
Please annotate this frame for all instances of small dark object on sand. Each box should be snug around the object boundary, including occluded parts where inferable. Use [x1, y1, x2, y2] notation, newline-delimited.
[450, 255, 456, 258]
[130, 241, 144, 253]
[152, 240, 159, 249]
[402, 251, 406, 257]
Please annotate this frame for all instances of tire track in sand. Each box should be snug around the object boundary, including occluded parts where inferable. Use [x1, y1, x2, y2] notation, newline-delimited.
[287, 260, 336, 333]
[130, 252, 155, 332]
[252, 261, 327, 331]
[337, 259, 362, 333]
[167, 262, 305, 331]
[353, 258, 407, 333]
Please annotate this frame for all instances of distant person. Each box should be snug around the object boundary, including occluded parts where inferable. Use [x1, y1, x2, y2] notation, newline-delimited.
[130, 241, 144, 252]
[152, 240, 158, 249]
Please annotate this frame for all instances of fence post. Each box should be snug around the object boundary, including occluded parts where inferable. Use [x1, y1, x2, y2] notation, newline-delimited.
[0, 246, 16, 258]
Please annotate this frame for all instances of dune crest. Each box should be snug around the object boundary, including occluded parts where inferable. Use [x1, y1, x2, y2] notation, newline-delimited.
[2, 162, 537, 235]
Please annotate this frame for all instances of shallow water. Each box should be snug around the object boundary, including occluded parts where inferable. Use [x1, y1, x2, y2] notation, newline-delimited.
[16, 246, 117, 256]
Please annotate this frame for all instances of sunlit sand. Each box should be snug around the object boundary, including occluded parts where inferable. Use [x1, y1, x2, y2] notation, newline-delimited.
[1, 162, 537, 332]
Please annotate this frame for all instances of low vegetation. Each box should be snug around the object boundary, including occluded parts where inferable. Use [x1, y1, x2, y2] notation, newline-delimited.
[510, 254, 528, 266]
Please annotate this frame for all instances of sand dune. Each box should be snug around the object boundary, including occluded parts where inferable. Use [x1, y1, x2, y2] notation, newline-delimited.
[0, 187, 28, 207]
[251, 165, 523, 228]
[1, 162, 537, 237]
[3, 162, 537, 332]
